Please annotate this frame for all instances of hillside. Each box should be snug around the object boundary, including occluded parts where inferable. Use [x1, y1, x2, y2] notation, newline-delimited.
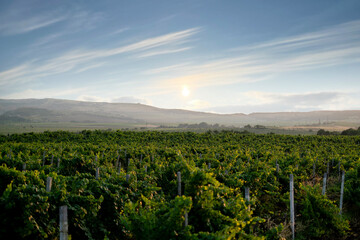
[1, 98, 360, 128]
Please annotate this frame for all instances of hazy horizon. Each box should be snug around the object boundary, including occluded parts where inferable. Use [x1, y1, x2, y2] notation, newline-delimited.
[1, 1, 360, 114]
[2, 97, 360, 116]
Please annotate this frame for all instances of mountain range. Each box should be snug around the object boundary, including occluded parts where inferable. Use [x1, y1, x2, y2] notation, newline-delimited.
[1, 98, 360, 128]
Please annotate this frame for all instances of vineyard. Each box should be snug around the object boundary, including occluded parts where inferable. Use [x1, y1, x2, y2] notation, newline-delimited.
[0, 130, 359, 239]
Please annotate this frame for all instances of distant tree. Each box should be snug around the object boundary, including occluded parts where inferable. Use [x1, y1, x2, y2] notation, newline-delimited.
[317, 129, 330, 135]
[341, 127, 360, 136]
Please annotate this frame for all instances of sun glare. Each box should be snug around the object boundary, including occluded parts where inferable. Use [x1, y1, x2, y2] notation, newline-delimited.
[182, 86, 190, 97]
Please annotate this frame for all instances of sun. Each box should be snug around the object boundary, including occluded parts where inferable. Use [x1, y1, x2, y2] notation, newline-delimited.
[182, 86, 190, 97]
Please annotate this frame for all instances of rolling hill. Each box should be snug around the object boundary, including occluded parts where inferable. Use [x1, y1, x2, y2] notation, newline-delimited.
[1, 98, 360, 128]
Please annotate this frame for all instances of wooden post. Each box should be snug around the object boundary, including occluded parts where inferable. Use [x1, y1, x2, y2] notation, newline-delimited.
[177, 171, 181, 196]
[245, 187, 250, 202]
[339, 171, 345, 215]
[327, 162, 330, 177]
[208, 163, 211, 169]
[290, 174, 295, 240]
[59, 206, 68, 240]
[23, 163, 26, 171]
[42, 151, 46, 166]
[276, 164, 279, 173]
[57, 158, 60, 168]
[46, 177, 52, 192]
[322, 173, 327, 195]
[126, 174, 130, 182]
[118, 161, 121, 174]
[313, 163, 316, 178]
[313, 162, 316, 185]
[115, 155, 120, 169]
[95, 156, 98, 165]
[96, 167, 100, 180]
[144, 165, 147, 173]
[177, 171, 188, 226]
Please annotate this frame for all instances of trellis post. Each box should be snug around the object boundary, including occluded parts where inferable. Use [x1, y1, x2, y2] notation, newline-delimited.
[177, 171, 181, 196]
[339, 171, 345, 215]
[42, 151, 46, 166]
[96, 167, 100, 180]
[59, 206, 68, 240]
[290, 174, 295, 240]
[245, 187, 250, 202]
[322, 173, 327, 195]
[46, 177, 52, 192]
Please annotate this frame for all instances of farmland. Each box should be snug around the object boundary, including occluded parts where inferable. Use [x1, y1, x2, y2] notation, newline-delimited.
[0, 130, 359, 239]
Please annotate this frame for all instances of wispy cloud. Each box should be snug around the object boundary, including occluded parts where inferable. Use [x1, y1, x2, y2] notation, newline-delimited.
[0, 12, 66, 35]
[232, 20, 360, 53]
[75, 95, 152, 105]
[186, 99, 211, 110]
[0, 63, 33, 86]
[243, 91, 342, 107]
[0, 28, 200, 86]
[2, 87, 87, 99]
[102, 27, 200, 56]
[77, 95, 107, 102]
[136, 47, 191, 58]
[143, 63, 191, 74]
[146, 20, 360, 90]
[111, 96, 151, 105]
[205, 91, 360, 113]
[75, 62, 106, 73]
[108, 27, 130, 36]
[31, 33, 63, 47]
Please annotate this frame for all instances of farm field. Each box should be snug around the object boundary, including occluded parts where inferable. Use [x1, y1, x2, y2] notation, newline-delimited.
[0, 130, 359, 239]
[0, 122, 145, 135]
[0, 122, 320, 136]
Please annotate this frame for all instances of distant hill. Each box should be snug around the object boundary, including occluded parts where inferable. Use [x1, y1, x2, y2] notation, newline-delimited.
[0, 98, 360, 127]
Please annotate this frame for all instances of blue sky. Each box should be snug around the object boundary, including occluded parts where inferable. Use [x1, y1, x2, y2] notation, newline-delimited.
[1, 0, 360, 113]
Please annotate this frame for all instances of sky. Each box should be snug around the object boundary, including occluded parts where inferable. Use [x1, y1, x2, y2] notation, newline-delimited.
[1, 0, 360, 114]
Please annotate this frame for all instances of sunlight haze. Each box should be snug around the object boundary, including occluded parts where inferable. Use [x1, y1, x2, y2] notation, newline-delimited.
[1, 0, 360, 113]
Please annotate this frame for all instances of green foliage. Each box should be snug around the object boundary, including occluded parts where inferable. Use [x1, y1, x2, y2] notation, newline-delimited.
[297, 185, 349, 240]
[0, 131, 359, 239]
[341, 127, 360, 135]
